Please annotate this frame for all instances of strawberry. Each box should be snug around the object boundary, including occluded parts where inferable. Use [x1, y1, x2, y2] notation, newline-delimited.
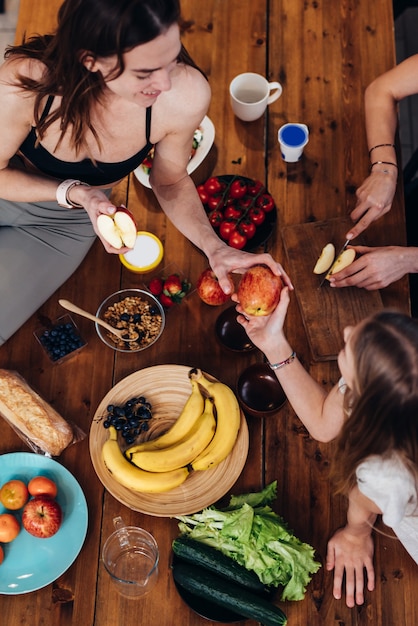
[148, 277, 163, 296]
[163, 274, 183, 296]
[159, 293, 176, 308]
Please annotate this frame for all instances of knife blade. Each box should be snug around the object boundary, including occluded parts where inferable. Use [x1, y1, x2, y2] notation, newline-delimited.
[318, 238, 350, 288]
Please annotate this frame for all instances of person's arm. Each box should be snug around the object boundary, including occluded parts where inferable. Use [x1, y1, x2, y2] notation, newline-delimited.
[149, 66, 292, 294]
[347, 54, 418, 240]
[328, 244, 418, 290]
[233, 287, 344, 441]
[326, 485, 381, 607]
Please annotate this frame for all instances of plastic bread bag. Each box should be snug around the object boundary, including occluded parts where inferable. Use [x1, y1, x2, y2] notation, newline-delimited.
[0, 369, 86, 457]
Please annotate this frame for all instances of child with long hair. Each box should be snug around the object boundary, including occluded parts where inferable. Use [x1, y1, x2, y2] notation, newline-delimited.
[234, 287, 418, 607]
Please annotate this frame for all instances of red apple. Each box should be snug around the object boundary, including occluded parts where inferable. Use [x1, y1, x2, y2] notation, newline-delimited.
[237, 265, 282, 316]
[22, 495, 62, 539]
[97, 206, 137, 249]
[196, 268, 230, 306]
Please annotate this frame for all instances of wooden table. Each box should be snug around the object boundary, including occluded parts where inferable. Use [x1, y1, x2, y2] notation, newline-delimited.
[1, 1, 415, 625]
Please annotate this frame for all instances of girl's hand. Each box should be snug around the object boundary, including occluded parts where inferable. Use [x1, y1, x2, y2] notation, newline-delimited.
[326, 526, 375, 608]
[231, 286, 291, 355]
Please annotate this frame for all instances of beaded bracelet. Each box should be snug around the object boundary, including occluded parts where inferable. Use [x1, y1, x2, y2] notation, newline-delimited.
[370, 160, 398, 173]
[267, 350, 296, 370]
[368, 143, 396, 156]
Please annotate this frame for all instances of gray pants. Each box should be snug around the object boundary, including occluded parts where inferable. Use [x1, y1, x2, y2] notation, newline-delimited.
[0, 197, 97, 345]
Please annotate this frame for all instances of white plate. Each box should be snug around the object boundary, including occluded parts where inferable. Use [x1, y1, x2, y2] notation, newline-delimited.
[133, 116, 215, 188]
[0, 452, 88, 595]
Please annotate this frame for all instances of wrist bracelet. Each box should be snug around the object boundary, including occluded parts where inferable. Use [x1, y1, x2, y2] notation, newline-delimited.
[368, 143, 396, 156]
[267, 350, 296, 370]
[56, 179, 90, 208]
[370, 160, 398, 173]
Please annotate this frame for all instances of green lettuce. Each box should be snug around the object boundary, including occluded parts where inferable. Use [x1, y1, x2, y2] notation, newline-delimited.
[176, 481, 321, 601]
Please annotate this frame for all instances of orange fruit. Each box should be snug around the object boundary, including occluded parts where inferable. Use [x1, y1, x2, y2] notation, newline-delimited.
[28, 476, 58, 499]
[0, 513, 20, 542]
[0, 479, 29, 510]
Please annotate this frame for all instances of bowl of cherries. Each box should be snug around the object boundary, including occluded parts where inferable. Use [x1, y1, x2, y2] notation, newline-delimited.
[197, 175, 277, 251]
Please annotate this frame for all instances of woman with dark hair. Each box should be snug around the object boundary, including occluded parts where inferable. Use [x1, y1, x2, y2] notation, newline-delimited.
[0, 0, 287, 344]
[233, 287, 418, 608]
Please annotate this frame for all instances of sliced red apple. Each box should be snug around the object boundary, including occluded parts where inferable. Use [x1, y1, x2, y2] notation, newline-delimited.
[313, 243, 335, 274]
[325, 248, 356, 279]
[97, 207, 137, 249]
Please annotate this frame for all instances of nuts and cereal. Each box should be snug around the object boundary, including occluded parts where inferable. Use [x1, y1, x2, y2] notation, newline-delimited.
[97, 291, 165, 352]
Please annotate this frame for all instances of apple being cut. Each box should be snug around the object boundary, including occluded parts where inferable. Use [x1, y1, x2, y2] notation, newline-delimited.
[97, 206, 137, 249]
[237, 265, 283, 316]
[22, 495, 62, 538]
[196, 268, 230, 306]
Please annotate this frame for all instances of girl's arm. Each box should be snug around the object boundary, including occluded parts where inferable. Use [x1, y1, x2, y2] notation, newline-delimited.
[326, 485, 381, 607]
[233, 287, 344, 442]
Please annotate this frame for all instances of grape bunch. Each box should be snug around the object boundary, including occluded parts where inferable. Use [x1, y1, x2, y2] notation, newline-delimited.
[102, 397, 153, 445]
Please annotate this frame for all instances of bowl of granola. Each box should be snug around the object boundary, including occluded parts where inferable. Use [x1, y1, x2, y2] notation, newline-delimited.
[95, 289, 165, 352]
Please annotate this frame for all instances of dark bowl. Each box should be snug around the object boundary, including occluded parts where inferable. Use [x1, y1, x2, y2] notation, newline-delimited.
[236, 363, 287, 418]
[215, 306, 256, 352]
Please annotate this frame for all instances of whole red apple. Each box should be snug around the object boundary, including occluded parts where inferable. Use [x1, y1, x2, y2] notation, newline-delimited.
[196, 268, 230, 306]
[22, 495, 62, 538]
[237, 265, 282, 316]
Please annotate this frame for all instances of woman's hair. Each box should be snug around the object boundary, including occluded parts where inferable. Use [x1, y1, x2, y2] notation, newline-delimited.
[5, 0, 200, 153]
[331, 310, 418, 495]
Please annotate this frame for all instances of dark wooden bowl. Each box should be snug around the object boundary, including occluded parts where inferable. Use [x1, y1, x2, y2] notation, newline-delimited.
[236, 362, 287, 418]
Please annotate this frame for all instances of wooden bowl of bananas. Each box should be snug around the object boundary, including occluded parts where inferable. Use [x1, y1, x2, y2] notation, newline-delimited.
[89, 365, 249, 516]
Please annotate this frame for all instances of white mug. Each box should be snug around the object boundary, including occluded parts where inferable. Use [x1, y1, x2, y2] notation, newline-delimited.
[229, 73, 282, 122]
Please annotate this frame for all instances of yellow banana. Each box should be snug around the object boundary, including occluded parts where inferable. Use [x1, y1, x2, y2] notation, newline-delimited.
[190, 369, 241, 471]
[102, 426, 189, 493]
[127, 397, 216, 473]
[125, 378, 205, 454]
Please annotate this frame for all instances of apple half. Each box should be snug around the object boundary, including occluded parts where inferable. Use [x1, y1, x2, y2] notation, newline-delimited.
[97, 207, 137, 249]
[313, 243, 335, 274]
[325, 248, 356, 279]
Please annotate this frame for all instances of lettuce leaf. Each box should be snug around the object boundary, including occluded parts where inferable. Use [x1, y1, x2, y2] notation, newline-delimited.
[176, 481, 321, 602]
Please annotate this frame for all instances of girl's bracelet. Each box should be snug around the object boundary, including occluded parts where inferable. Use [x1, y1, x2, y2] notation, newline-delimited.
[368, 143, 396, 156]
[267, 350, 296, 370]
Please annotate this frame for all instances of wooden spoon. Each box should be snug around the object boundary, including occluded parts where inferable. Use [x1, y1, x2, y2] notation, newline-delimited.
[58, 299, 139, 342]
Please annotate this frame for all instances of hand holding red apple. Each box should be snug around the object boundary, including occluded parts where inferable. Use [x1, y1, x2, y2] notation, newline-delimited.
[97, 206, 137, 250]
[236, 265, 283, 316]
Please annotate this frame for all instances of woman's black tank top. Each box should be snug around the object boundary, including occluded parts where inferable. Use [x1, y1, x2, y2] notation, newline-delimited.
[19, 96, 154, 186]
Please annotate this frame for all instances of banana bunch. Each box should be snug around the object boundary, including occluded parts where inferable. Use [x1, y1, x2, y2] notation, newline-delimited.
[126, 397, 216, 472]
[102, 426, 189, 493]
[189, 369, 241, 471]
[126, 378, 204, 453]
[101, 369, 242, 494]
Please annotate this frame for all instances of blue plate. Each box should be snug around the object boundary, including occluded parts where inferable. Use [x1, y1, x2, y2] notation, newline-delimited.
[0, 452, 88, 594]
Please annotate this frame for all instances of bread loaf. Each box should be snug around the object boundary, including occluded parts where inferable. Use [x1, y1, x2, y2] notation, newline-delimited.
[0, 369, 74, 456]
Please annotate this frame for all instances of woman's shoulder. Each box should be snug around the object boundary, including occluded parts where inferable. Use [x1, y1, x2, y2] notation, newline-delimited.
[0, 55, 46, 84]
[164, 62, 210, 119]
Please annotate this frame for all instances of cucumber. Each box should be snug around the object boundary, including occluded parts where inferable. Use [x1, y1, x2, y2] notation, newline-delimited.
[172, 562, 287, 626]
[172, 535, 266, 593]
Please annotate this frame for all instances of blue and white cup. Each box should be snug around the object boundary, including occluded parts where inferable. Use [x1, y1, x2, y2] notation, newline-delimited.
[278, 123, 309, 162]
